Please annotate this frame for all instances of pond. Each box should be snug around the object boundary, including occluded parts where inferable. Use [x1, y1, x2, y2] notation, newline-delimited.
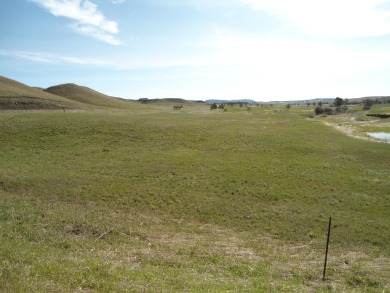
[367, 132, 390, 143]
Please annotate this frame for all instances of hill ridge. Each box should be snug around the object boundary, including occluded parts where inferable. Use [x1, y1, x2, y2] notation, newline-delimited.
[0, 76, 84, 110]
[0, 76, 138, 110]
[44, 83, 134, 108]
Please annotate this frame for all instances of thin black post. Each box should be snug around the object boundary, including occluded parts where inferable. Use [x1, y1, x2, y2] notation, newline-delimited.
[323, 217, 332, 281]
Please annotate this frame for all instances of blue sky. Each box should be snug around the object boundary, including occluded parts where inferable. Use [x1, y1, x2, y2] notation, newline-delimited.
[1, 0, 390, 101]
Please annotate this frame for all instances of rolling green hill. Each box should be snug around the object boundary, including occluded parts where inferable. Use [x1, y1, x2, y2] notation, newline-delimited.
[0, 76, 83, 110]
[44, 83, 136, 108]
[0, 76, 142, 110]
[0, 76, 202, 111]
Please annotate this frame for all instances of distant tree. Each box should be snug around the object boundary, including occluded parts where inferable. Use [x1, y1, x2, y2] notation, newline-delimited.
[334, 97, 343, 108]
[286, 104, 291, 109]
[210, 103, 217, 110]
[218, 103, 225, 109]
[315, 106, 323, 115]
[139, 98, 149, 104]
[318, 101, 323, 106]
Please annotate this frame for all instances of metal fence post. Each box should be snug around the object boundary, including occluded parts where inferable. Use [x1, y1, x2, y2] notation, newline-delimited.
[323, 217, 332, 281]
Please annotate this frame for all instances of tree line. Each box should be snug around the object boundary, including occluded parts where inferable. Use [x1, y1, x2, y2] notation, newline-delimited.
[313, 97, 387, 116]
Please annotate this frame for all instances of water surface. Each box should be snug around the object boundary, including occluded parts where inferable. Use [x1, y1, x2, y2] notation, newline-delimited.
[367, 132, 390, 143]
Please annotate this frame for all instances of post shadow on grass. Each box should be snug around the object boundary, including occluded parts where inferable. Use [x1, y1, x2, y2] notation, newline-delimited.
[323, 217, 332, 281]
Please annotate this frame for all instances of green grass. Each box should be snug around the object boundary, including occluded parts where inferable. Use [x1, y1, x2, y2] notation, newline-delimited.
[1, 106, 389, 292]
[369, 103, 390, 114]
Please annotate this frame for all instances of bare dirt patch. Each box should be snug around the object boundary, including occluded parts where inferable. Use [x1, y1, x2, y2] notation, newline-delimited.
[320, 114, 390, 143]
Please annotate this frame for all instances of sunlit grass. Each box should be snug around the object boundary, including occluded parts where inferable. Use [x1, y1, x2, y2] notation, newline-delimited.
[0, 106, 389, 291]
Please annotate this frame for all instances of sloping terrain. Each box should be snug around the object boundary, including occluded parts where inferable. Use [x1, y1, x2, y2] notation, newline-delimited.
[0, 76, 141, 110]
[0, 76, 82, 110]
[44, 83, 135, 108]
[0, 76, 207, 112]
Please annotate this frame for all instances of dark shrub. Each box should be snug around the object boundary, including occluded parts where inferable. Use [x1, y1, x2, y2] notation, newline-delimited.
[315, 106, 323, 115]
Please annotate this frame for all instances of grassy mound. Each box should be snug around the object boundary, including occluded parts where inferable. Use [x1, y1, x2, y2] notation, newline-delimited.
[0, 76, 81, 110]
[44, 83, 137, 108]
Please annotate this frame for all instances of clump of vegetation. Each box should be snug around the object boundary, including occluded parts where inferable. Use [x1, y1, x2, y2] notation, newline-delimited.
[314, 97, 348, 116]
[314, 105, 334, 115]
[210, 103, 225, 110]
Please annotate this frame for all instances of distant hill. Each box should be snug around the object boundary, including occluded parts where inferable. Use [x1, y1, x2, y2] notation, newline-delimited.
[0, 76, 197, 111]
[205, 99, 256, 104]
[273, 97, 390, 105]
[3, 75, 388, 111]
[138, 98, 188, 104]
[0, 76, 139, 110]
[0, 76, 82, 110]
[44, 83, 134, 108]
[351, 96, 390, 104]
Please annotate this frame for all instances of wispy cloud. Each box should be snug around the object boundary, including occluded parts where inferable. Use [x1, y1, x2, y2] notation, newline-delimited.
[241, 0, 390, 38]
[0, 50, 106, 65]
[111, 0, 126, 4]
[147, 0, 237, 8]
[69, 23, 121, 45]
[30, 0, 121, 45]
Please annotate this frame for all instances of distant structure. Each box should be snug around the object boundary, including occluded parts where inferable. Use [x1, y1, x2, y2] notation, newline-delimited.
[138, 98, 149, 103]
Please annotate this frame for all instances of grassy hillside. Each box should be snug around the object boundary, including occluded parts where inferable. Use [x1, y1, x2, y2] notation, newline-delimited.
[0, 76, 83, 110]
[0, 76, 203, 112]
[0, 104, 389, 292]
[44, 83, 139, 109]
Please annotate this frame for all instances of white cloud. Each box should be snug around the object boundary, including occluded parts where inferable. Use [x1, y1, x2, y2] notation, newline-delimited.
[11, 52, 57, 63]
[111, 0, 126, 3]
[69, 23, 121, 45]
[197, 32, 390, 99]
[59, 55, 106, 65]
[30, 0, 121, 44]
[241, 0, 390, 38]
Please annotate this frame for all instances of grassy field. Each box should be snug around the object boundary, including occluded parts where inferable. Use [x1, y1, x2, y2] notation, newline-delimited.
[0, 104, 389, 292]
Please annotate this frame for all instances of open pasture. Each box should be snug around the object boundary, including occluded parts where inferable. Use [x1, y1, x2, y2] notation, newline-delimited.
[0, 105, 389, 292]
